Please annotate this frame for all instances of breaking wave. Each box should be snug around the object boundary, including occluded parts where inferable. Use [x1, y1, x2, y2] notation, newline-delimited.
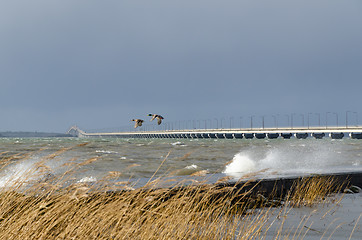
[223, 141, 362, 178]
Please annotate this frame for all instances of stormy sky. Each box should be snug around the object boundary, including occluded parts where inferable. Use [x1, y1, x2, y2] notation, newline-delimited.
[1, 0, 362, 132]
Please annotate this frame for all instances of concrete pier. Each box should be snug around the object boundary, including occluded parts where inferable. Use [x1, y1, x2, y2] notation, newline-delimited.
[218, 171, 362, 198]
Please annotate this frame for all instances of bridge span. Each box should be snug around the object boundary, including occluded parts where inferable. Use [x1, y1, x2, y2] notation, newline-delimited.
[67, 126, 362, 140]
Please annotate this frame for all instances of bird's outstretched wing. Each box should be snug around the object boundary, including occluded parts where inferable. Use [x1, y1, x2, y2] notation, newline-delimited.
[157, 117, 162, 125]
[133, 119, 143, 128]
[148, 114, 157, 121]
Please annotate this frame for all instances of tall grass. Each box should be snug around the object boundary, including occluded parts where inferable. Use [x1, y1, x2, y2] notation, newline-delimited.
[0, 145, 350, 239]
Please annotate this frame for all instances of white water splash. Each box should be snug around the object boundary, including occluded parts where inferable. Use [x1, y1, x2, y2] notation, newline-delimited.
[0, 154, 79, 189]
[223, 141, 362, 178]
[78, 176, 97, 183]
[224, 153, 256, 174]
[185, 164, 198, 170]
[0, 160, 36, 188]
[96, 150, 118, 154]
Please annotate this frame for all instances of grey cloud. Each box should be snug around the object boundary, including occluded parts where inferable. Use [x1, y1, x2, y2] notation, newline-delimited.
[0, 0, 361, 131]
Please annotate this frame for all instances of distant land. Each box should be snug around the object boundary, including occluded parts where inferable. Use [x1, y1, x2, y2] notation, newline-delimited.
[0, 131, 74, 138]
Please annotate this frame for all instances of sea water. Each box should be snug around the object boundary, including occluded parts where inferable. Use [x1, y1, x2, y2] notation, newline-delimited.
[1, 137, 362, 187]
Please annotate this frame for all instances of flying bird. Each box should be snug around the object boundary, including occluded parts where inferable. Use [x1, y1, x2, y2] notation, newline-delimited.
[148, 114, 164, 125]
[131, 119, 144, 128]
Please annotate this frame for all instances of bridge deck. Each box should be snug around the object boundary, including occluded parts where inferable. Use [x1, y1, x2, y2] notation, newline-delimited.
[68, 126, 362, 139]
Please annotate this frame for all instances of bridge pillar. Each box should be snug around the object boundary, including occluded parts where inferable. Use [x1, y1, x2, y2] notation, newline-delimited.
[281, 133, 292, 139]
[215, 133, 224, 139]
[201, 133, 209, 138]
[244, 133, 254, 139]
[209, 133, 217, 139]
[312, 133, 325, 139]
[255, 133, 266, 139]
[234, 133, 243, 139]
[295, 133, 308, 139]
[330, 132, 344, 139]
[350, 132, 362, 139]
[224, 133, 233, 139]
[267, 133, 279, 139]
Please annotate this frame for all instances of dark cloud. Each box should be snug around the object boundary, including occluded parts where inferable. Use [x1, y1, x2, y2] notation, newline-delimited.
[0, 0, 361, 131]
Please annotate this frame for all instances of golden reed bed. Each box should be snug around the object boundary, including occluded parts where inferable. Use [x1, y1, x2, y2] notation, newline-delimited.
[0, 145, 352, 239]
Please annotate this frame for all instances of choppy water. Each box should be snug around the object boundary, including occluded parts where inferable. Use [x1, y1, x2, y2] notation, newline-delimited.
[1, 137, 362, 187]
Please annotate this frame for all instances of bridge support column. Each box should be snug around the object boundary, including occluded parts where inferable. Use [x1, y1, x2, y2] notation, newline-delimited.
[350, 133, 362, 139]
[216, 133, 225, 139]
[234, 133, 243, 139]
[209, 133, 217, 139]
[295, 133, 308, 139]
[224, 133, 233, 139]
[312, 133, 325, 139]
[281, 133, 292, 139]
[201, 133, 209, 138]
[330, 132, 344, 139]
[244, 133, 254, 139]
[255, 133, 266, 139]
[267, 133, 279, 139]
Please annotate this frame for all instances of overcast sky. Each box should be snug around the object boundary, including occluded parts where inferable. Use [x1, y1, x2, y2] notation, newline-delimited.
[1, 0, 362, 132]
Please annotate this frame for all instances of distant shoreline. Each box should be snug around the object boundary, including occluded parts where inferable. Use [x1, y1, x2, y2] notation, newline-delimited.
[0, 131, 74, 138]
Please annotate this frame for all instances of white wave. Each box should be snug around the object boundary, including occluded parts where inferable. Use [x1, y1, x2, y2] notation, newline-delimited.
[223, 141, 361, 178]
[0, 156, 61, 188]
[223, 153, 256, 174]
[0, 153, 87, 189]
[171, 142, 186, 146]
[0, 160, 36, 188]
[96, 150, 118, 154]
[78, 176, 97, 183]
[185, 164, 198, 169]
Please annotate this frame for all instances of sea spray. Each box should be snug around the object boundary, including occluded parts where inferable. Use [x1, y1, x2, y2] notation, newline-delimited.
[223, 140, 359, 178]
[0, 150, 87, 189]
[223, 153, 256, 174]
[174, 164, 203, 176]
[0, 159, 36, 188]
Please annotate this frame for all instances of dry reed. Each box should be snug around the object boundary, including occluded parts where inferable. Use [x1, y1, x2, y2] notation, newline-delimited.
[0, 146, 349, 239]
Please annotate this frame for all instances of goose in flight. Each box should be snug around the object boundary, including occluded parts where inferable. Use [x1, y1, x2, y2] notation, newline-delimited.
[148, 114, 164, 125]
[131, 119, 144, 128]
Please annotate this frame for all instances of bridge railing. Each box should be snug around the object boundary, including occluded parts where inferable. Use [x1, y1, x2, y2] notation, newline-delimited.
[81, 112, 360, 133]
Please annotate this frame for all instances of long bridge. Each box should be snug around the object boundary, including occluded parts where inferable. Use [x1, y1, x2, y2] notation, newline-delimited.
[67, 126, 362, 139]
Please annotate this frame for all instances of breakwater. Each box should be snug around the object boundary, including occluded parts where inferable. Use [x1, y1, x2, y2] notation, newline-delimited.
[220, 171, 362, 197]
